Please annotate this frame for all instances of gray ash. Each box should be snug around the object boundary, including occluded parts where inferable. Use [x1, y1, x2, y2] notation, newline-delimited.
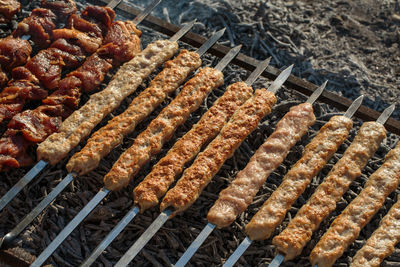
[0, 1, 400, 267]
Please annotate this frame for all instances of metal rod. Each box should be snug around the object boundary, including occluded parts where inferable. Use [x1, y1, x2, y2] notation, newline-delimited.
[175, 223, 216, 267]
[80, 205, 140, 267]
[197, 28, 225, 57]
[222, 236, 252, 267]
[377, 104, 396, 125]
[169, 19, 196, 42]
[115, 209, 172, 267]
[131, 0, 162, 25]
[344, 95, 364, 118]
[214, 45, 242, 71]
[0, 160, 47, 212]
[306, 80, 327, 104]
[268, 254, 285, 267]
[30, 188, 110, 267]
[245, 57, 271, 85]
[0, 173, 75, 249]
[267, 64, 293, 94]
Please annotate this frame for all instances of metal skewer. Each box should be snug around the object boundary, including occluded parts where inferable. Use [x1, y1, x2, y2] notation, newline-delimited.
[79, 28, 226, 267]
[0, 0, 160, 251]
[175, 77, 325, 267]
[0, 0, 127, 214]
[29, 20, 198, 267]
[113, 45, 243, 267]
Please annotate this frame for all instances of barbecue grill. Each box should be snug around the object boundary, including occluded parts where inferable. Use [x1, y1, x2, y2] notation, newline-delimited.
[0, 0, 399, 266]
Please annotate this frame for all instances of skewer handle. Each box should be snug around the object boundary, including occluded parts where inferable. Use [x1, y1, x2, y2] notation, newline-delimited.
[80, 205, 140, 267]
[31, 187, 110, 267]
[175, 223, 216, 267]
[0, 160, 47, 212]
[0, 173, 74, 249]
[268, 254, 284, 267]
[115, 209, 172, 267]
[222, 236, 252, 267]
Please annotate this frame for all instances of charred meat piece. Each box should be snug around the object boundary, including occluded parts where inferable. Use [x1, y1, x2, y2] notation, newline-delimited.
[0, 0, 21, 23]
[13, 8, 57, 48]
[0, 36, 32, 72]
[67, 53, 112, 92]
[40, 0, 77, 20]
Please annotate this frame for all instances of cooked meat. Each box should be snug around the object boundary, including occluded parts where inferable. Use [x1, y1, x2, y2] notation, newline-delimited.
[40, 0, 77, 21]
[8, 109, 61, 142]
[245, 116, 353, 241]
[207, 103, 316, 228]
[98, 21, 142, 65]
[134, 81, 253, 212]
[350, 193, 400, 267]
[13, 8, 57, 48]
[103, 67, 224, 191]
[67, 49, 201, 175]
[80, 5, 115, 35]
[0, 133, 31, 171]
[0, 0, 21, 23]
[0, 36, 32, 72]
[272, 121, 387, 261]
[25, 48, 66, 90]
[160, 89, 277, 217]
[67, 53, 112, 92]
[52, 28, 102, 54]
[0, 19, 140, 170]
[0, 66, 7, 87]
[310, 141, 400, 267]
[37, 40, 177, 165]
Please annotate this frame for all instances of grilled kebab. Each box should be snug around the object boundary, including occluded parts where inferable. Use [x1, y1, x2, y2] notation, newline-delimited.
[310, 141, 400, 267]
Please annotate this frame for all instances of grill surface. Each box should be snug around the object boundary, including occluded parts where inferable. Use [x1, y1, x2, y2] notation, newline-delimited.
[0, 1, 399, 266]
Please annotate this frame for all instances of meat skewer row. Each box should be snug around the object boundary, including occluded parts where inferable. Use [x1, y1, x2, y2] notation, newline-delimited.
[0, 4, 118, 124]
[133, 74, 266, 212]
[116, 65, 282, 266]
[66, 28, 228, 176]
[310, 136, 400, 267]
[222, 96, 363, 267]
[350, 192, 400, 267]
[0, 0, 160, 216]
[175, 71, 323, 267]
[0, 18, 143, 252]
[0, 0, 78, 86]
[80, 38, 243, 267]
[245, 98, 364, 242]
[29, 22, 196, 267]
[270, 104, 395, 264]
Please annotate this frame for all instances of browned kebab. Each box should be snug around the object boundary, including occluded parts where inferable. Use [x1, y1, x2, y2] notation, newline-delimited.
[0, 0, 78, 87]
[0, 4, 142, 170]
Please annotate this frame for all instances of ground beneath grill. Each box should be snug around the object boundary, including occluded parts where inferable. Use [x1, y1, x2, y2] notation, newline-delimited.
[0, 0, 400, 267]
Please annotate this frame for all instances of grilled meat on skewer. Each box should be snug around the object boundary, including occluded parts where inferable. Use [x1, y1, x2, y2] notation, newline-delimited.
[207, 102, 316, 228]
[310, 141, 400, 267]
[67, 49, 202, 175]
[37, 40, 178, 165]
[272, 121, 387, 260]
[0, 5, 116, 123]
[350, 192, 400, 267]
[103, 67, 224, 190]
[245, 115, 353, 240]
[0, 20, 141, 170]
[160, 89, 277, 216]
[134, 81, 253, 212]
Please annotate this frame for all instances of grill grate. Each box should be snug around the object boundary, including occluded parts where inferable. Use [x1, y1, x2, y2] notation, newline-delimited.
[0, 0, 399, 266]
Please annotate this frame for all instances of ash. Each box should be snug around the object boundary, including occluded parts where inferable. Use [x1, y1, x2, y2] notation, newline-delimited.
[0, 1, 400, 267]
